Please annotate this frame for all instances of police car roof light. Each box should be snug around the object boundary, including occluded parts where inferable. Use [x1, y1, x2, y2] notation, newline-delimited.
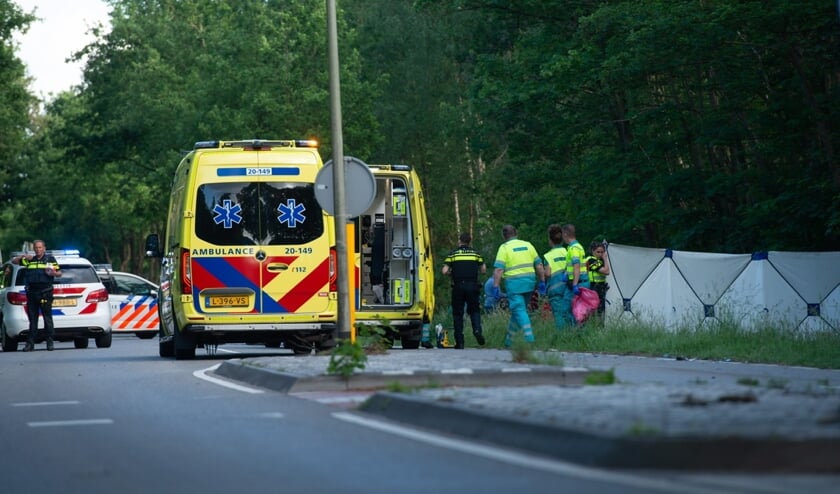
[43, 249, 80, 257]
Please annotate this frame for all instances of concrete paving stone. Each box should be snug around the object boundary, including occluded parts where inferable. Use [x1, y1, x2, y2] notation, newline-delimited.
[213, 348, 840, 472]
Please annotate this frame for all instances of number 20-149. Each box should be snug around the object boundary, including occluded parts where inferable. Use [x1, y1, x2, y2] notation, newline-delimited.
[285, 247, 313, 254]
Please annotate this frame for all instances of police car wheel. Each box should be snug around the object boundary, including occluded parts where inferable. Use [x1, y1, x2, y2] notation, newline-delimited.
[74, 337, 89, 349]
[95, 332, 112, 348]
[1, 325, 17, 352]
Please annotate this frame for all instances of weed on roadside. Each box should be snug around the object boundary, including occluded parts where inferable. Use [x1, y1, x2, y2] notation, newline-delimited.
[737, 377, 760, 387]
[327, 339, 367, 379]
[585, 368, 617, 385]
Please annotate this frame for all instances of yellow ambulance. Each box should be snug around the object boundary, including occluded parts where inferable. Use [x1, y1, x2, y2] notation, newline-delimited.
[353, 164, 435, 348]
[145, 140, 338, 359]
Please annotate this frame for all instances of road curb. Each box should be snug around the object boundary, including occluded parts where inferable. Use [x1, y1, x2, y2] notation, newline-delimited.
[360, 392, 840, 472]
[215, 360, 590, 393]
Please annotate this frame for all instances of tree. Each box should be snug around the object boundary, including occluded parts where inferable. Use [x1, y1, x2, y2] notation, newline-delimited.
[0, 0, 38, 255]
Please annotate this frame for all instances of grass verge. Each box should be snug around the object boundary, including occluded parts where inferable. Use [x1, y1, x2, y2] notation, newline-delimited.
[446, 309, 840, 369]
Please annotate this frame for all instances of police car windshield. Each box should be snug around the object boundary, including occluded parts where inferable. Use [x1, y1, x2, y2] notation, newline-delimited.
[14, 265, 99, 285]
[194, 182, 324, 245]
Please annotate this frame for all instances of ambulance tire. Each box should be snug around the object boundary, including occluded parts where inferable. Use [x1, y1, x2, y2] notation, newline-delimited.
[159, 335, 174, 358]
[137, 332, 156, 340]
[287, 336, 314, 355]
[158, 304, 175, 357]
[74, 337, 89, 349]
[174, 328, 196, 360]
[401, 337, 421, 350]
[95, 332, 113, 348]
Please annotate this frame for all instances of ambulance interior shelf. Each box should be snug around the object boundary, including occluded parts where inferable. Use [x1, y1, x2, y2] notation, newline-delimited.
[356, 177, 414, 307]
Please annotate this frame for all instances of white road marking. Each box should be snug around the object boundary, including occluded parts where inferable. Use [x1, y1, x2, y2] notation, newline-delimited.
[332, 412, 724, 494]
[441, 368, 474, 374]
[28, 419, 113, 428]
[193, 364, 265, 394]
[13, 401, 80, 407]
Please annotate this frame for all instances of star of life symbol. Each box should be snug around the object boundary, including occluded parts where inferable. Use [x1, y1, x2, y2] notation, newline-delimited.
[212, 199, 243, 229]
[278, 199, 306, 228]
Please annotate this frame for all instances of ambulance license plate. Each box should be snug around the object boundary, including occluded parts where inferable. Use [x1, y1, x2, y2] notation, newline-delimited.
[53, 298, 77, 307]
[208, 296, 249, 308]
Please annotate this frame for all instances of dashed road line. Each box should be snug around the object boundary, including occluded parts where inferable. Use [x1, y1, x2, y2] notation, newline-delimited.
[13, 401, 80, 407]
[28, 419, 114, 428]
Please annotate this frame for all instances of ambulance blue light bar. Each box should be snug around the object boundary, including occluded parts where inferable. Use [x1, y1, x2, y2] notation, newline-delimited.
[194, 139, 319, 150]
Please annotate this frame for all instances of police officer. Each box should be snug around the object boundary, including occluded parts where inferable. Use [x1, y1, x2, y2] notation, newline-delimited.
[491, 225, 545, 346]
[586, 240, 611, 322]
[12, 240, 62, 351]
[442, 232, 486, 348]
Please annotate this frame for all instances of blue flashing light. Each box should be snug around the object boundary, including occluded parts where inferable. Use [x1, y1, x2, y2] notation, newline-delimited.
[194, 140, 220, 149]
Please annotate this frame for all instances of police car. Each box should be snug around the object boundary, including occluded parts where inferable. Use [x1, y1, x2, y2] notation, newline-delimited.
[95, 265, 159, 339]
[0, 250, 112, 351]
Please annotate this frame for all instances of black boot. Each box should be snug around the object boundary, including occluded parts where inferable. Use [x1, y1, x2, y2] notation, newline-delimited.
[473, 331, 486, 346]
[23, 341, 34, 352]
[47, 339, 54, 351]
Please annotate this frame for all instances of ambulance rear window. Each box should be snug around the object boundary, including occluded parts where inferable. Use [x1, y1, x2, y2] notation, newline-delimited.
[194, 182, 324, 245]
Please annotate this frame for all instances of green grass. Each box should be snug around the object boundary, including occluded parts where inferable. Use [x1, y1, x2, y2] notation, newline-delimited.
[444, 308, 840, 369]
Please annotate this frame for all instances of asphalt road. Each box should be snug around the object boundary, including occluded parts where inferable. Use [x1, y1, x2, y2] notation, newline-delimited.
[0, 337, 684, 494]
[3, 337, 839, 494]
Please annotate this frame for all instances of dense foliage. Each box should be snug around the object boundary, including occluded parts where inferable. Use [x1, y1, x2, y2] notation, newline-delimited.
[0, 0, 837, 287]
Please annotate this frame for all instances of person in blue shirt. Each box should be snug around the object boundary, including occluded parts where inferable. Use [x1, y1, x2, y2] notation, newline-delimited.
[483, 277, 506, 313]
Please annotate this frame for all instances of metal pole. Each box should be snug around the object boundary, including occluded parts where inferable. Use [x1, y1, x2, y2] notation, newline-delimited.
[326, 0, 351, 341]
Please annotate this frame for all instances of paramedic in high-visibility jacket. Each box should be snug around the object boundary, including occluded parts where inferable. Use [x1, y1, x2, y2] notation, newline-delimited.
[491, 225, 545, 346]
[543, 224, 570, 329]
[12, 239, 62, 351]
[562, 224, 589, 325]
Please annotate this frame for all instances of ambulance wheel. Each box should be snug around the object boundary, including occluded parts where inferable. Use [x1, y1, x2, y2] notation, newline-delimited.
[96, 332, 112, 348]
[174, 328, 196, 360]
[159, 335, 174, 358]
[401, 337, 421, 350]
[74, 337, 89, 349]
[287, 338, 314, 355]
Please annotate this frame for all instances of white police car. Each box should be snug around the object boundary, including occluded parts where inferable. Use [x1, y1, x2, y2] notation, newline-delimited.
[0, 250, 112, 351]
[95, 266, 159, 339]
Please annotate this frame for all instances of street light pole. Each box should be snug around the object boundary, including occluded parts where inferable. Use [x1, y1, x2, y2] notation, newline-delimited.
[326, 0, 351, 342]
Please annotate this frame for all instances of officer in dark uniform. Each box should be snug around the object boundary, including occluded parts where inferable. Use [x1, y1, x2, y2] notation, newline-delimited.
[12, 240, 62, 351]
[442, 232, 486, 348]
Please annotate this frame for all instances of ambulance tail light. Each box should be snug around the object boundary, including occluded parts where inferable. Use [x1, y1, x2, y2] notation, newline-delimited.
[7, 292, 27, 305]
[329, 248, 337, 292]
[86, 288, 110, 303]
[180, 248, 192, 293]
